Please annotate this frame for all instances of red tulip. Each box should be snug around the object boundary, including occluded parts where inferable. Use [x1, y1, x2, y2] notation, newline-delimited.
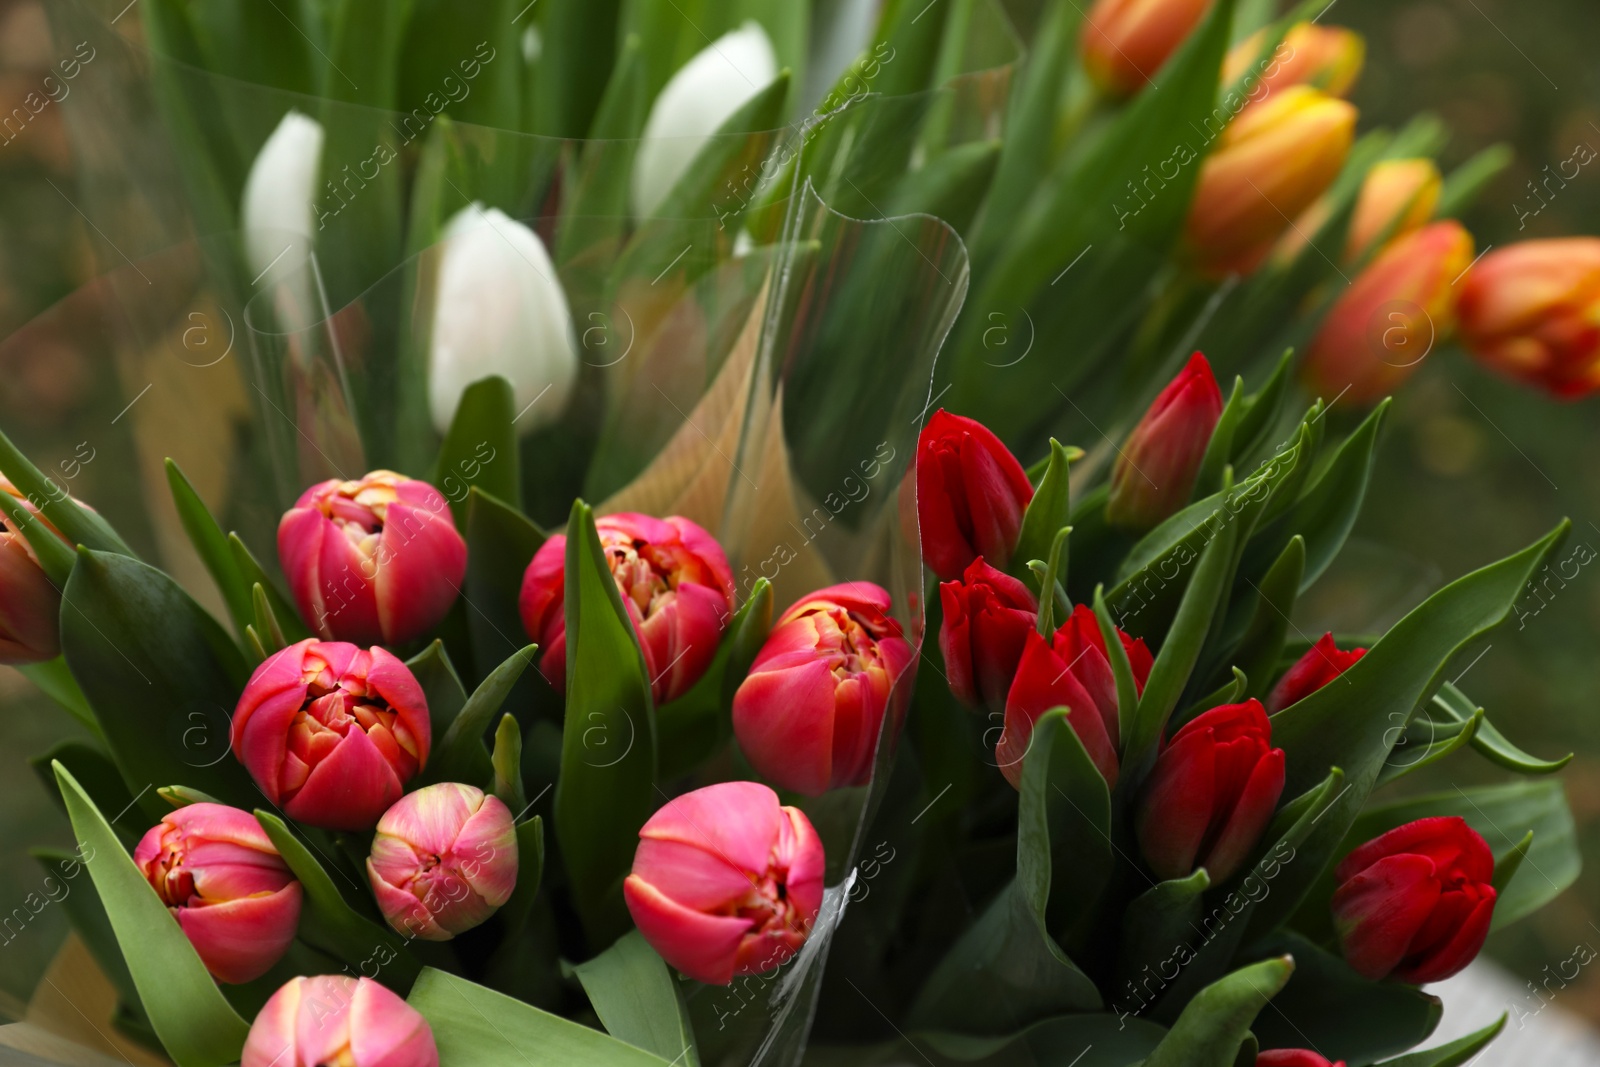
[0, 476, 70, 664]
[242, 975, 438, 1067]
[1332, 816, 1497, 983]
[1080, 0, 1212, 98]
[1456, 237, 1600, 398]
[231, 638, 431, 831]
[278, 470, 466, 645]
[915, 410, 1034, 581]
[519, 512, 734, 704]
[939, 557, 1037, 715]
[1107, 352, 1225, 529]
[368, 783, 517, 940]
[623, 781, 824, 985]
[1135, 699, 1285, 882]
[134, 802, 302, 984]
[1266, 633, 1366, 713]
[732, 583, 915, 795]
[1258, 1052, 1345, 1067]
[997, 605, 1153, 790]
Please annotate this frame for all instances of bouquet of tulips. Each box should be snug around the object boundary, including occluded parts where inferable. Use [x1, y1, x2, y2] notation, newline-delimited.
[2, 0, 1594, 1064]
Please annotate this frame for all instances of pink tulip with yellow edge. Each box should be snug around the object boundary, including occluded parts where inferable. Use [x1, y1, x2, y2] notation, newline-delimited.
[242, 975, 438, 1067]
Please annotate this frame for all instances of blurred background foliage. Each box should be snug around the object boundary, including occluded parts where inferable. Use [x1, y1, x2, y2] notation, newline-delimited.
[0, 0, 1595, 1027]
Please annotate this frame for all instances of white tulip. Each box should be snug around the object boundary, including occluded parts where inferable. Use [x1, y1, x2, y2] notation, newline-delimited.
[428, 204, 577, 436]
[241, 110, 324, 290]
[632, 22, 779, 218]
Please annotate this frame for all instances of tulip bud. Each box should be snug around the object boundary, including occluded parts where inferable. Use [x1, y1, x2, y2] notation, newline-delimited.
[242, 975, 438, 1067]
[1257, 1052, 1345, 1067]
[1332, 816, 1497, 983]
[519, 512, 734, 704]
[1186, 86, 1356, 277]
[1456, 237, 1600, 398]
[1107, 352, 1224, 529]
[1224, 23, 1364, 99]
[429, 204, 577, 436]
[998, 605, 1153, 790]
[632, 22, 778, 218]
[241, 110, 324, 291]
[278, 469, 467, 646]
[732, 583, 915, 795]
[1303, 220, 1474, 403]
[0, 477, 69, 664]
[1135, 699, 1285, 883]
[623, 781, 824, 985]
[367, 783, 517, 940]
[1080, 0, 1212, 98]
[133, 803, 302, 984]
[1345, 159, 1442, 261]
[915, 410, 1034, 581]
[939, 557, 1037, 715]
[1265, 633, 1366, 713]
[231, 638, 431, 831]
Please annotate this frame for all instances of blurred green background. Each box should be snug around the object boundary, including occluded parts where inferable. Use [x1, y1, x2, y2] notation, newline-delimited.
[0, 0, 1595, 1027]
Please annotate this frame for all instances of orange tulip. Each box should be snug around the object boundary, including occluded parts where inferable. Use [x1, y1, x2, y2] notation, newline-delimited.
[1224, 23, 1365, 99]
[1303, 220, 1475, 403]
[1346, 159, 1442, 261]
[1080, 0, 1212, 98]
[1186, 86, 1356, 277]
[1456, 238, 1600, 398]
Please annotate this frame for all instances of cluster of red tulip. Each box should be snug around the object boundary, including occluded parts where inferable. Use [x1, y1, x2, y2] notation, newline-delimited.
[1082, 0, 1600, 405]
[919, 355, 1499, 1067]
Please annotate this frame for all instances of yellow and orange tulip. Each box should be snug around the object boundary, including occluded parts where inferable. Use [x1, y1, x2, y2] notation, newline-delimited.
[1456, 238, 1600, 398]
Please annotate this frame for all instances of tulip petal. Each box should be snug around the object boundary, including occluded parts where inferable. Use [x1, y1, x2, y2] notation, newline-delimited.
[1201, 747, 1284, 883]
[177, 883, 303, 984]
[1396, 887, 1495, 984]
[1332, 852, 1440, 980]
[1135, 727, 1216, 880]
[637, 779, 780, 878]
[623, 874, 753, 985]
[241, 976, 303, 1067]
[348, 976, 439, 1067]
[375, 502, 466, 646]
[286, 726, 403, 831]
[732, 657, 839, 796]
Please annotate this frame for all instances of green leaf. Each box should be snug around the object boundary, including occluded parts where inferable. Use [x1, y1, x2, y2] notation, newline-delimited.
[0, 483, 74, 583]
[556, 500, 656, 946]
[1252, 523, 1568, 940]
[1022, 708, 1114, 948]
[1492, 830, 1534, 894]
[227, 533, 311, 641]
[1375, 1016, 1506, 1067]
[498, 816, 546, 940]
[1437, 144, 1515, 218]
[1430, 681, 1572, 774]
[1234, 535, 1305, 703]
[407, 639, 470, 746]
[463, 487, 546, 683]
[557, 33, 649, 266]
[1119, 869, 1211, 991]
[434, 375, 521, 525]
[60, 549, 256, 819]
[887, 138, 1002, 236]
[32, 846, 141, 1013]
[1143, 956, 1294, 1067]
[1033, 526, 1070, 635]
[54, 762, 250, 1066]
[159, 785, 222, 808]
[1093, 584, 1142, 747]
[17, 656, 99, 735]
[530, 0, 623, 139]
[492, 714, 527, 812]
[424, 644, 537, 787]
[254, 810, 422, 986]
[1375, 709, 1481, 787]
[918, 1012, 1168, 1063]
[407, 967, 674, 1065]
[165, 458, 254, 638]
[30, 740, 139, 845]
[1013, 439, 1072, 591]
[250, 583, 289, 659]
[572, 930, 699, 1064]
[0, 425, 134, 557]
[657, 579, 773, 779]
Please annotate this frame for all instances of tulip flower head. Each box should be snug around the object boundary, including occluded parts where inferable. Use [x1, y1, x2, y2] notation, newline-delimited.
[520, 512, 735, 704]
[1266, 633, 1366, 713]
[998, 605, 1153, 790]
[1304, 220, 1474, 404]
[1224, 23, 1365, 100]
[231, 639, 431, 831]
[242, 110, 324, 292]
[623, 781, 824, 985]
[242, 975, 438, 1067]
[1080, 0, 1212, 98]
[134, 803, 302, 984]
[1345, 159, 1442, 262]
[1107, 352, 1224, 529]
[279, 469, 467, 646]
[1332, 816, 1497, 983]
[1186, 86, 1356, 277]
[429, 203, 577, 435]
[915, 409, 1034, 581]
[1135, 699, 1285, 883]
[633, 22, 778, 218]
[0, 476, 69, 664]
[367, 783, 517, 940]
[1257, 1052, 1345, 1067]
[1456, 237, 1600, 398]
[733, 583, 915, 795]
[939, 557, 1038, 716]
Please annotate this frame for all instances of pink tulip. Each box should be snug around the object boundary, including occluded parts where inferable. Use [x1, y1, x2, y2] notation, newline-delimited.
[0, 477, 68, 664]
[134, 803, 302, 984]
[519, 512, 735, 704]
[623, 781, 824, 985]
[732, 583, 916, 795]
[278, 470, 466, 645]
[242, 975, 438, 1067]
[231, 638, 431, 831]
[367, 783, 517, 940]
